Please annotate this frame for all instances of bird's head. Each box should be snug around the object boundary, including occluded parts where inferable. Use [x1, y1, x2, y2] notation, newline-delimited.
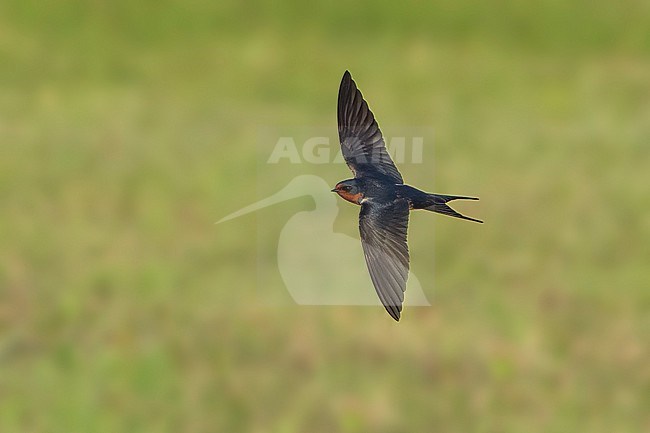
[331, 179, 364, 205]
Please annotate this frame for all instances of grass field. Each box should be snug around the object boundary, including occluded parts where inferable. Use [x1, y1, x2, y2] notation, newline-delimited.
[1, 1, 649, 432]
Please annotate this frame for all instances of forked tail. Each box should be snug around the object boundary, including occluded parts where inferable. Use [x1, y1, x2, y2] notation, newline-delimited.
[423, 194, 483, 223]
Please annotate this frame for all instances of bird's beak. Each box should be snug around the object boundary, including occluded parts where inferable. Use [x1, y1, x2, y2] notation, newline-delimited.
[330, 188, 337, 193]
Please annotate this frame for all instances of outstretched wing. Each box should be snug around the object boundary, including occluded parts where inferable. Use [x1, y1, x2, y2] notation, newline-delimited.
[338, 70, 403, 183]
[359, 198, 410, 321]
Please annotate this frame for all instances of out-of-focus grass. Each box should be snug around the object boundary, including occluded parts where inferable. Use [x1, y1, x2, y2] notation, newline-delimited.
[1, 1, 649, 432]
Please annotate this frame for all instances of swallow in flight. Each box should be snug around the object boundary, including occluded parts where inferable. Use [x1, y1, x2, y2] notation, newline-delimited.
[332, 71, 482, 321]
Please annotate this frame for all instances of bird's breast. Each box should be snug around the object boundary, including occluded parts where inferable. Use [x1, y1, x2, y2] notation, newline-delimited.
[336, 190, 363, 205]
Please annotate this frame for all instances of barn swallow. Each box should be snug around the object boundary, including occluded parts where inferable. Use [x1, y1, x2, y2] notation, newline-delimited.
[332, 70, 482, 321]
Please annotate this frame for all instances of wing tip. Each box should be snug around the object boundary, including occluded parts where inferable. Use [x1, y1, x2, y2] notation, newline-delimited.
[385, 305, 402, 321]
[341, 70, 355, 89]
[339, 70, 354, 106]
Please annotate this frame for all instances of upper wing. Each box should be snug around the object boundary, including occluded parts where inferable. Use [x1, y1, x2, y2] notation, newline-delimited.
[359, 198, 410, 321]
[338, 71, 403, 183]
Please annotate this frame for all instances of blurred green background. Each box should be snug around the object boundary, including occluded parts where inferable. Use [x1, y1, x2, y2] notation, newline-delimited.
[1, 0, 649, 432]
